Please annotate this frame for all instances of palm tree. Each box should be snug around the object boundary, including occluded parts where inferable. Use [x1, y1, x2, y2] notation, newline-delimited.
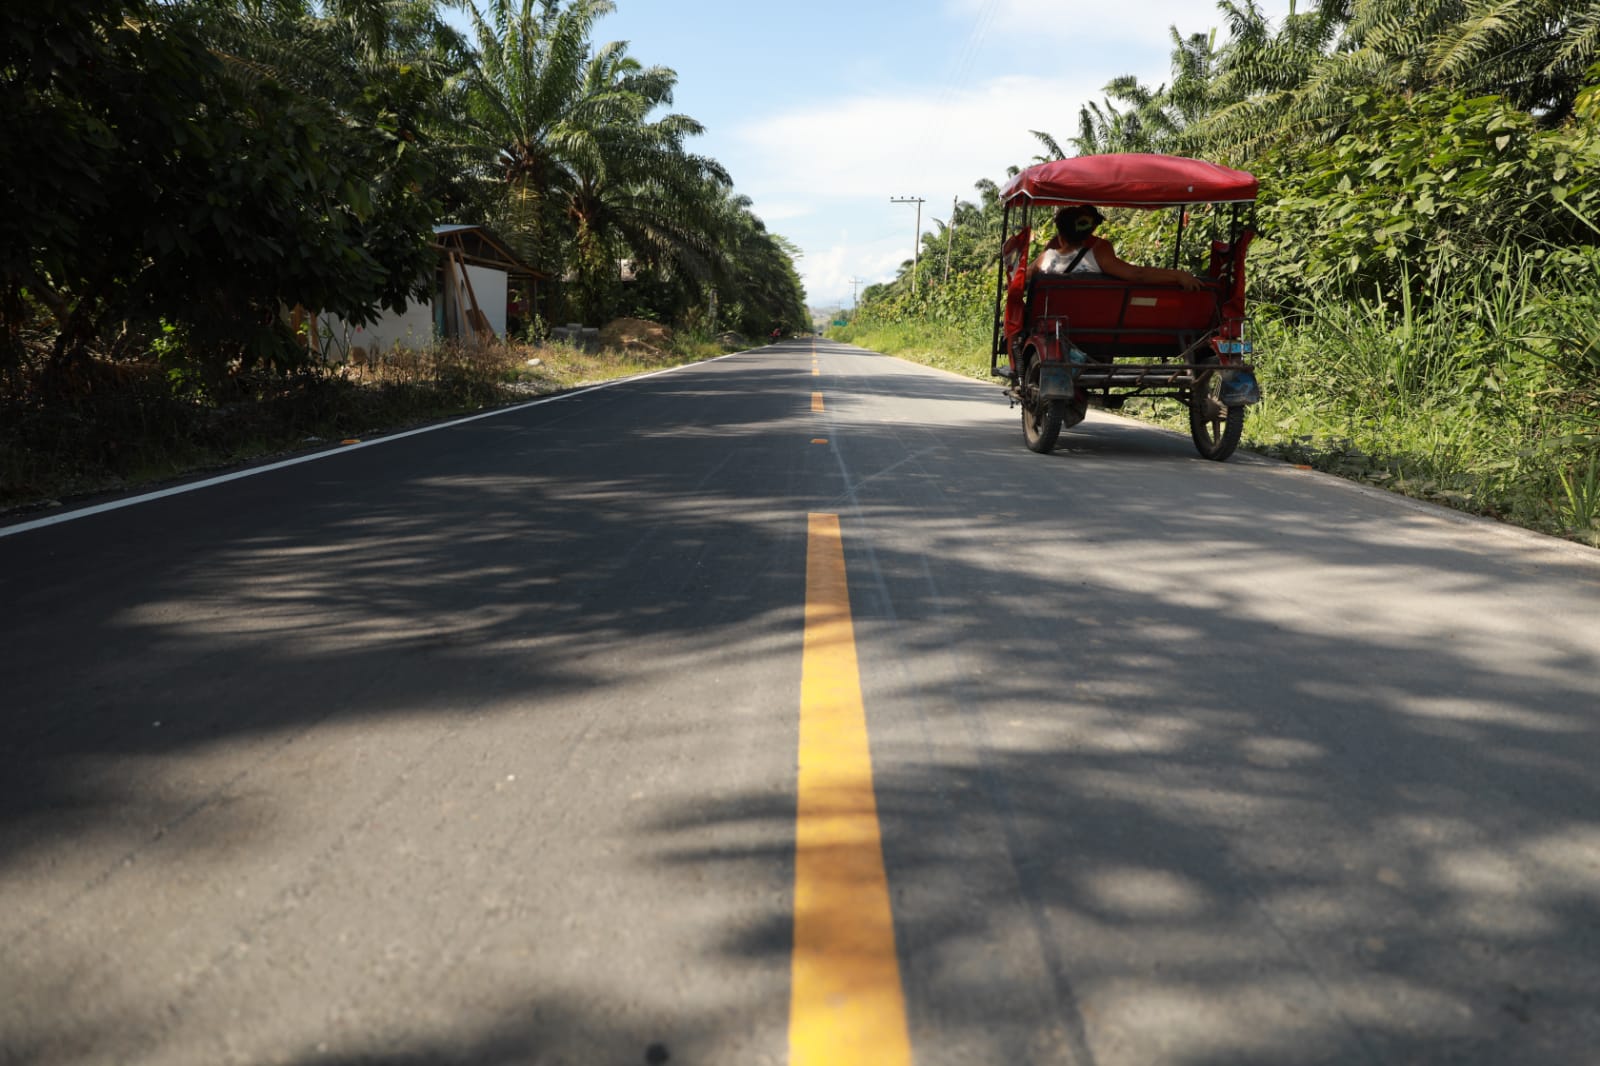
[456, 0, 787, 325]
[703, 191, 806, 335]
[1049, 26, 1218, 159]
[555, 41, 732, 322]
[1425, 0, 1600, 120]
[1168, 27, 1221, 134]
[455, 0, 617, 268]
[1065, 95, 1158, 155]
[1187, 0, 1600, 158]
[1186, 0, 1346, 158]
[1028, 129, 1068, 162]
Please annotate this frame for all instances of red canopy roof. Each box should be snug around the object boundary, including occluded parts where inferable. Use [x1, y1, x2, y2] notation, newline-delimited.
[1000, 153, 1258, 207]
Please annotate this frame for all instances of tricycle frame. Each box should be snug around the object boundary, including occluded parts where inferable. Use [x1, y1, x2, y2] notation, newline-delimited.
[988, 154, 1263, 461]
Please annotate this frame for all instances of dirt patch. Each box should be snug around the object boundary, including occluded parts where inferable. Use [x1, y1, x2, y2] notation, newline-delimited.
[599, 317, 674, 358]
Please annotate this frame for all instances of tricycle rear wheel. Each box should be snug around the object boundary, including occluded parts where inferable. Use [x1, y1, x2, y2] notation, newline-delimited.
[1189, 362, 1245, 461]
[1021, 358, 1064, 454]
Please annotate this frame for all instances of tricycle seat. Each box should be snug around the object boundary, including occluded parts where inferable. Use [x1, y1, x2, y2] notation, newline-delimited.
[1026, 275, 1222, 361]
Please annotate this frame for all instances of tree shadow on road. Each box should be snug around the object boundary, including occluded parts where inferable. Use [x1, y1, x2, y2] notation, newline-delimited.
[2, 352, 1598, 1064]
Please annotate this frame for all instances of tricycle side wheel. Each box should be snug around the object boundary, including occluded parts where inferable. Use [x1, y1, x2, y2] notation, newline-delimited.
[1189, 362, 1245, 461]
[1021, 358, 1064, 454]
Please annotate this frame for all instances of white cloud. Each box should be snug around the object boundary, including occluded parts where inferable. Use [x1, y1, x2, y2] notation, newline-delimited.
[730, 73, 1108, 303]
[747, 201, 814, 224]
[799, 236, 913, 307]
[729, 72, 1113, 300]
[732, 73, 1106, 207]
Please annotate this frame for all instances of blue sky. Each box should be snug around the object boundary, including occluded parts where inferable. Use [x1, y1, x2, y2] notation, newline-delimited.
[471, 0, 1297, 308]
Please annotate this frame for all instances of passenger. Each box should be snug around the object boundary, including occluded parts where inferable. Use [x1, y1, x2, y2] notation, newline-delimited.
[1030, 205, 1204, 291]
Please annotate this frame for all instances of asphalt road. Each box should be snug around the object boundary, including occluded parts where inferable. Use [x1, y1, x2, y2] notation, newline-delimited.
[3, 339, 1599, 1066]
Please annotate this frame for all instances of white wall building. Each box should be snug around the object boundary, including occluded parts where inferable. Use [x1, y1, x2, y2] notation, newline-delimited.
[305, 225, 543, 361]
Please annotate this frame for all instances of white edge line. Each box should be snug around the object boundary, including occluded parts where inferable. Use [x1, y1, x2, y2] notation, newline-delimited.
[1, 347, 761, 539]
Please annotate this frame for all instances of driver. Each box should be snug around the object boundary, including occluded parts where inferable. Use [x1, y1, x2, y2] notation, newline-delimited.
[1030, 205, 1204, 291]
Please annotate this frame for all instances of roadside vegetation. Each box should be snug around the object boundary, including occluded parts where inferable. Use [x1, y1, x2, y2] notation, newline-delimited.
[1, 327, 743, 512]
[833, 0, 1600, 547]
[1, 0, 806, 512]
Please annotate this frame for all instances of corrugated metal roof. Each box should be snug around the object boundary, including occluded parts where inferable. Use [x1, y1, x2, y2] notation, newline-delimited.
[430, 224, 547, 279]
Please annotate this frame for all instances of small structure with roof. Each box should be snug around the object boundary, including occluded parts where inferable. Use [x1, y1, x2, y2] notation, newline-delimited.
[299, 224, 547, 361]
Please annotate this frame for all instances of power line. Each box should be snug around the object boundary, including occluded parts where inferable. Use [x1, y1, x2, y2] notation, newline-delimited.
[926, 0, 1002, 149]
[912, 1, 998, 296]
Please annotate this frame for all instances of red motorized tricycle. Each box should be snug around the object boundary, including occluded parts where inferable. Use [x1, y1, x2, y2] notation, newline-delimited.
[991, 153, 1262, 460]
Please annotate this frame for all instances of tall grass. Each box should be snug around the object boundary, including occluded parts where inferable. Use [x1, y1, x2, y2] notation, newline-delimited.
[1231, 242, 1595, 538]
[831, 317, 992, 380]
[1558, 454, 1600, 544]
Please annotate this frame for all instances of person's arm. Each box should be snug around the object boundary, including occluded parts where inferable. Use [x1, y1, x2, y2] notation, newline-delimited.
[1026, 249, 1051, 284]
[1095, 240, 1204, 291]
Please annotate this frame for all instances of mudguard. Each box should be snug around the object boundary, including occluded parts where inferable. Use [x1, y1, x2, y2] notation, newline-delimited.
[1038, 364, 1076, 400]
[1033, 337, 1090, 401]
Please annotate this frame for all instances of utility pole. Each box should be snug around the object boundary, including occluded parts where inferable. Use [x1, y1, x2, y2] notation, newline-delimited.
[890, 196, 925, 296]
[945, 195, 957, 285]
[848, 276, 863, 308]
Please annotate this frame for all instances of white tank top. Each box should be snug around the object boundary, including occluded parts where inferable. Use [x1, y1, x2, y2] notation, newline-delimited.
[1041, 245, 1101, 275]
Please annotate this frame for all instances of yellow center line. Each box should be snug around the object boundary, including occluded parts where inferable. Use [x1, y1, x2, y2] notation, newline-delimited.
[791, 514, 911, 1066]
[812, 392, 825, 413]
